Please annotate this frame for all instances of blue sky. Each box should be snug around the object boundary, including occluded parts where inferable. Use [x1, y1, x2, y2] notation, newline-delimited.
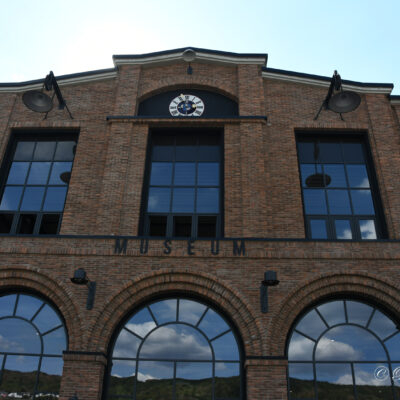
[1, 0, 399, 94]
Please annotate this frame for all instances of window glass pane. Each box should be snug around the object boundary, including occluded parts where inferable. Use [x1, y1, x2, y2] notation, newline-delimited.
[288, 363, 315, 399]
[343, 142, 365, 163]
[39, 214, 60, 234]
[215, 362, 240, 399]
[15, 294, 43, 320]
[297, 142, 316, 163]
[198, 163, 219, 185]
[335, 219, 352, 239]
[150, 162, 172, 186]
[149, 299, 177, 325]
[33, 141, 56, 160]
[136, 361, 173, 400]
[198, 216, 217, 238]
[198, 145, 220, 161]
[327, 190, 352, 214]
[0, 318, 41, 353]
[125, 307, 156, 338]
[346, 301, 373, 326]
[140, 325, 212, 360]
[386, 333, 400, 360]
[152, 145, 174, 161]
[303, 189, 327, 214]
[49, 162, 73, 185]
[174, 162, 196, 185]
[38, 357, 63, 395]
[317, 301, 346, 326]
[148, 215, 167, 237]
[176, 146, 196, 161]
[176, 362, 212, 400]
[33, 304, 62, 334]
[213, 331, 239, 360]
[316, 363, 355, 399]
[14, 142, 35, 160]
[17, 213, 37, 234]
[288, 332, 314, 361]
[108, 360, 135, 397]
[27, 162, 51, 184]
[197, 188, 219, 213]
[369, 310, 398, 340]
[316, 326, 386, 361]
[198, 308, 229, 340]
[296, 309, 326, 340]
[351, 190, 375, 215]
[54, 141, 76, 161]
[113, 329, 141, 359]
[172, 188, 195, 212]
[0, 186, 23, 211]
[319, 142, 342, 163]
[347, 165, 370, 188]
[43, 187, 68, 211]
[324, 164, 347, 187]
[359, 219, 377, 239]
[0, 355, 39, 395]
[173, 216, 192, 237]
[0, 213, 14, 233]
[178, 299, 207, 325]
[147, 188, 171, 212]
[0, 295, 16, 317]
[300, 164, 316, 187]
[392, 364, 400, 398]
[6, 162, 30, 184]
[310, 219, 327, 239]
[20, 186, 45, 211]
[354, 363, 392, 399]
[43, 326, 66, 355]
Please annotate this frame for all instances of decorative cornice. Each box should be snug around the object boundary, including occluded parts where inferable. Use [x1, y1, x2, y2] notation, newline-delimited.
[262, 69, 393, 94]
[114, 47, 268, 67]
[390, 95, 400, 105]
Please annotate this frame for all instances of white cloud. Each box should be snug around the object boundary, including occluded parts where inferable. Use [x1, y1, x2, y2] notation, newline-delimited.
[316, 337, 361, 361]
[336, 370, 389, 386]
[359, 220, 377, 239]
[0, 334, 24, 353]
[141, 326, 211, 360]
[126, 321, 156, 338]
[288, 335, 314, 360]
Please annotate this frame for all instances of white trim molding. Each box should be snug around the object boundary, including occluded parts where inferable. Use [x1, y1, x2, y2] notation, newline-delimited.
[262, 71, 393, 94]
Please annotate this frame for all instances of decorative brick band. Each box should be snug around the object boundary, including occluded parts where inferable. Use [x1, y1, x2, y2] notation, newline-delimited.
[88, 268, 262, 356]
[268, 271, 400, 354]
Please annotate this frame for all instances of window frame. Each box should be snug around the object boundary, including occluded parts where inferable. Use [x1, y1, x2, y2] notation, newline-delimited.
[103, 295, 245, 400]
[296, 131, 387, 240]
[139, 128, 224, 239]
[0, 130, 79, 236]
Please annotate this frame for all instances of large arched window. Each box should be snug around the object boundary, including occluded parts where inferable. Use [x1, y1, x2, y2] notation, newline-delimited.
[0, 292, 67, 398]
[105, 297, 243, 399]
[287, 299, 400, 399]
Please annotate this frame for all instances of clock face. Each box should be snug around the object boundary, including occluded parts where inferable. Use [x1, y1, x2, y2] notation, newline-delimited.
[169, 94, 205, 117]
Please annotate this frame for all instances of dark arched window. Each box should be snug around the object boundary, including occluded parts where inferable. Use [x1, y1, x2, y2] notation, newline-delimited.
[0, 292, 67, 398]
[105, 297, 243, 399]
[287, 299, 400, 399]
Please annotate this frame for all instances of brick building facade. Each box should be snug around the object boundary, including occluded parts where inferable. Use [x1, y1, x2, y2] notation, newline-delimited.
[0, 47, 399, 399]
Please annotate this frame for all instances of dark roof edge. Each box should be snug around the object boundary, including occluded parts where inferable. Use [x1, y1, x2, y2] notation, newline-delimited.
[390, 95, 400, 100]
[263, 67, 394, 89]
[0, 67, 117, 88]
[113, 46, 268, 62]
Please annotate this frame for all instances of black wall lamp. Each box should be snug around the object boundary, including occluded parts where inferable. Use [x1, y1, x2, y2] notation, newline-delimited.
[70, 268, 96, 310]
[260, 270, 280, 313]
[182, 49, 196, 75]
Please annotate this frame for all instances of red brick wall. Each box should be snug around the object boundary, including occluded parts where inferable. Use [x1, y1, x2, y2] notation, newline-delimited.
[0, 60, 400, 400]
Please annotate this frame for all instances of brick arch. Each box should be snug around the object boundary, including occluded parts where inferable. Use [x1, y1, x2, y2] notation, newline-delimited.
[89, 268, 262, 356]
[138, 79, 238, 104]
[0, 266, 81, 349]
[268, 271, 400, 355]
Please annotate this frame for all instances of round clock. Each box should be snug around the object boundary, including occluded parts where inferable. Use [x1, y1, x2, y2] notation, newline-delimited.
[169, 94, 205, 117]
